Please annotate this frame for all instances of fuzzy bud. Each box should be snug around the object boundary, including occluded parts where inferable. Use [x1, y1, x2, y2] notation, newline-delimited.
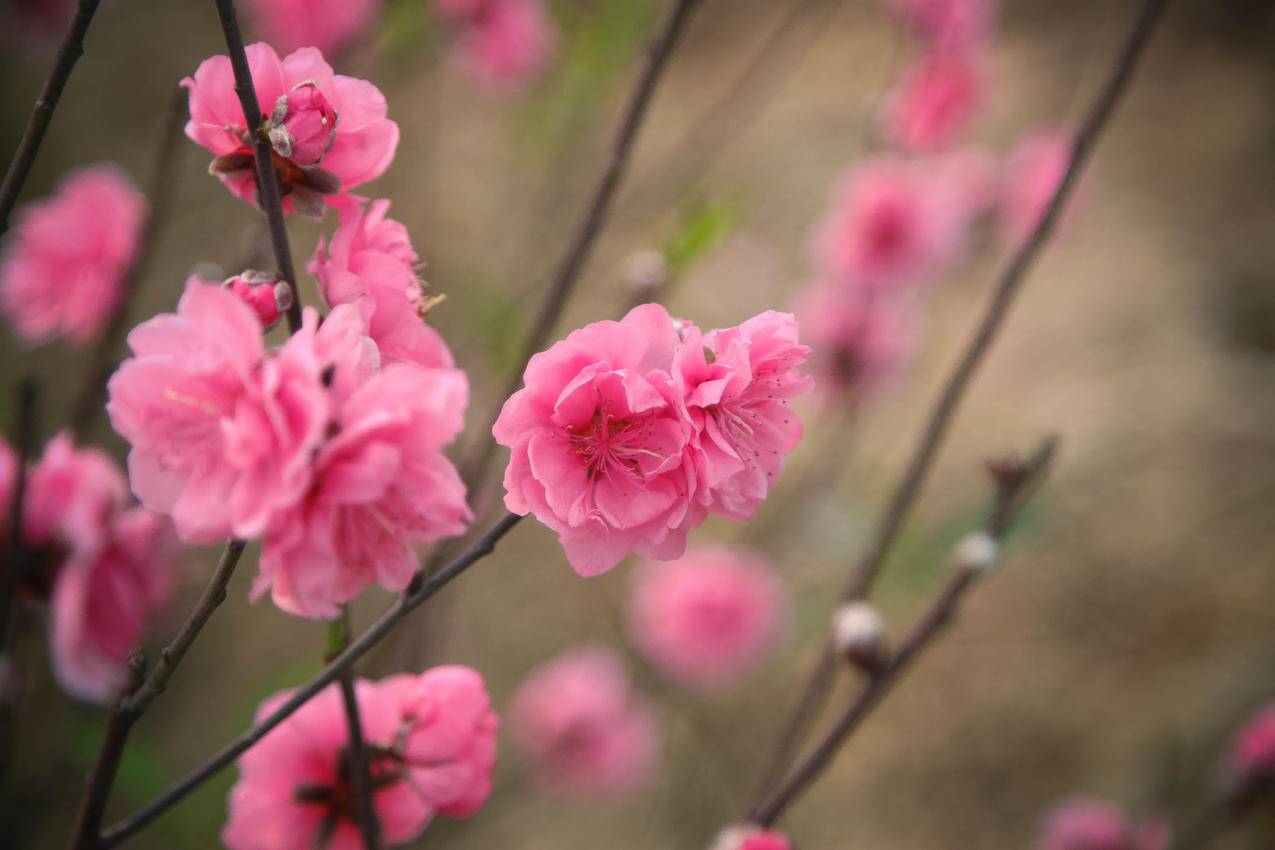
[268, 81, 338, 167]
[831, 601, 889, 672]
[223, 270, 287, 329]
[627, 249, 668, 300]
[952, 529, 998, 574]
[710, 825, 793, 850]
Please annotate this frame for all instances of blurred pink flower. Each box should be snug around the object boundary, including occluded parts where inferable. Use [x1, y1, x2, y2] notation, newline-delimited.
[435, 0, 557, 90]
[309, 198, 455, 370]
[712, 826, 793, 850]
[216, 270, 293, 330]
[182, 43, 399, 217]
[880, 51, 983, 152]
[241, 0, 379, 57]
[885, 0, 993, 52]
[795, 280, 914, 400]
[224, 666, 497, 850]
[0, 164, 145, 344]
[1035, 798, 1170, 850]
[22, 433, 126, 555]
[1227, 703, 1275, 789]
[494, 304, 700, 577]
[927, 147, 1000, 215]
[629, 547, 784, 690]
[814, 156, 968, 291]
[510, 647, 658, 797]
[998, 128, 1076, 247]
[677, 311, 812, 521]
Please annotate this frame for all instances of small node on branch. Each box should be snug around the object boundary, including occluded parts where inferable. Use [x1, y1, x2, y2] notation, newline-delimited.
[830, 601, 889, 673]
[951, 529, 999, 575]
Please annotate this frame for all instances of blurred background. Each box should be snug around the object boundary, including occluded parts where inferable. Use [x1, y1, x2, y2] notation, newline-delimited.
[3, 0, 1275, 847]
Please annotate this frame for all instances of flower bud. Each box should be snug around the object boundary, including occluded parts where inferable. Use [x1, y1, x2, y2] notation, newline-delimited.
[268, 81, 338, 167]
[831, 601, 888, 672]
[223, 270, 288, 329]
[1224, 703, 1275, 801]
[626, 249, 668, 300]
[952, 529, 998, 574]
[710, 825, 793, 850]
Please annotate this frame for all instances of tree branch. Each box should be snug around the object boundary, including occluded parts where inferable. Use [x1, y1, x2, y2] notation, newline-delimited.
[328, 610, 380, 850]
[0, 378, 37, 653]
[0, 0, 103, 236]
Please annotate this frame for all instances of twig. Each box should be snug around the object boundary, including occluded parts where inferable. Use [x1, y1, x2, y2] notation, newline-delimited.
[0, 0, 103, 236]
[753, 0, 1171, 790]
[748, 439, 1057, 826]
[0, 378, 37, 652]
[328, 610, 380, 850]
[100, 512, 523, 847]
[68, 86, 188, 438]
[213, 0, 303, 334]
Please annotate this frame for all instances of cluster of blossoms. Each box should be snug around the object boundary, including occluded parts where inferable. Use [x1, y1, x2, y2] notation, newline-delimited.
[495, 305, 811, 576]
[225, 667, 498, 850]
[0, 434, 174, 702]
[796, 0, 1079, 403]
[1033, 798, 1169, 850]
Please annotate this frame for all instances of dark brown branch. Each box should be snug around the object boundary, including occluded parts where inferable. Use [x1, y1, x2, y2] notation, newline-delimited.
[0, 0, 103, 236]
[0, 378, 37, 651]
[213, 0, 303, 334]
[68, 87, 188, 438]
[100, 512, 523, 847]
[753, 0, 1170, 791]
[329, 610, 380, 850]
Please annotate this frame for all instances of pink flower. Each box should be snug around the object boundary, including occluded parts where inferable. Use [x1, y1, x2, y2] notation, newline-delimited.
[998, 128, 1077, 247]
[1226, 703, 1275, 790]
[676, 311, 811, 521]
[1035, 798, 1169, 850]
[493, 304, 700, 577]
[629, 547, 784, 690]
[510, 647, 658, 797]
[712, 826, 793, 850]
[795, 280, 914, 400]
[434, 0, 557, 90]
[927, 147, 1000, 215]
[224, 666, 498, 850]
[1, 164, 145, 344]
[255, 358, 472, 618]
[880, 51, 983, 153]
[241, 0, 379, 56]
[182, 43, 399, 217]
[309, 198, 455, 370]
[216, 270, 293, 330]
[814, 157, 968, 291]
[885, 0, 993, 52]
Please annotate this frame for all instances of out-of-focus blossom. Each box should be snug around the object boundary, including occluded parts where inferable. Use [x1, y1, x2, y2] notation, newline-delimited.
[434, 0, 558, 90]
[494, 304, 699, 577]
[795, 280, 914, 400]
[309, 198, 454, 370]
[1, 165, 145, 344]
[880, 51, 983, 152]
[928, 147, 1000, 215]
[711, 825, 794, 850]
[241, 0, 379, 57]
[182, 43, 398, 217]
[677, 311, 812, 521]
[211, 270, 293, 330]
[224, 667, 498, 850]
[998, 128, 1076, 247]
[629, 547, 785, 690]
[885, 0, 993, 52]
[1035, 798, 1170, 850]
[1225, 703, 1275, 793]
[510, 647, 659, 797]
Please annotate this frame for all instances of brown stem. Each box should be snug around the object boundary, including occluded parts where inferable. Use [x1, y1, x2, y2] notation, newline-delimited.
[68, 87, 188, 438]
[329, 610, 380, 850]
[0, 378, 36, 652]
[212, 0, 303, 334]
[0, 0, 103, 236]
[753, 0, 1171, 791]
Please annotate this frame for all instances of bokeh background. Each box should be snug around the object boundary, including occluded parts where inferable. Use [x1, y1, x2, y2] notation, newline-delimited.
[3, 0, 1275, 847]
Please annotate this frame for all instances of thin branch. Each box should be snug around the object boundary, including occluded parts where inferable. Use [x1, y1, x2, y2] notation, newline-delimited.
[0, 378, 36, 652]
[69, 86, 188, 438]
[213, 0, 303, 334]
[748, 439, 1057, 827]
[0, 0, 103, 236]
[329, 610, 380, 850]
[100, 512, 523, 847]
[753, 0, 1170, 790]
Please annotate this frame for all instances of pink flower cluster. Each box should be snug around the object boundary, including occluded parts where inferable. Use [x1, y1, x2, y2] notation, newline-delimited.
[1034, 798, 1169, 850]
[241, 0, 379, 57]
[629, 546, 785, 690]
[1, 165, 145, 345]
[433, 0, 558, 90]
[0, 434, 174, 703]
[494, 305, 811, 577]
[225, 666, 497, 850]
[510, 647, 658, 797]
[182, 43, 398, 218]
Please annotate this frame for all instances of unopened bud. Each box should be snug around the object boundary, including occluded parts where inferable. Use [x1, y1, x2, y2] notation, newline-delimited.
[952, 530, 998, 574]
[268, 81, 338, 167]
[223, 270, 286, 329]
[831, 601, 888, 672]
[627, 249, 667, 300]
[710, 825, 792, 850]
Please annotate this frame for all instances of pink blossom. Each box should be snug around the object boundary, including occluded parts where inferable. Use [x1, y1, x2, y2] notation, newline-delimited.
[629, 547, 784, 690]
[885, 0, 993, 52]
[241, 0, 379, 56]
[182, 43, 399, 217]
[309, 198, 455, 370]
[1226, 703, 1275, 789]
[224, 666, 498, 850]
[927, 148, 1000, 215]
[795, 280, 914, 400]
[814, 156, 968, 291]
[493, 304, 700, 577]
[676, 311, 811, 521]
[712, 826, 793, 850]
[510, 647, 658, 797]
[0, 164, 145, 344]
[998, 128, 1077, 247]
[217, 270, 293, 330]
[1035, 798, 1169, 850]
[435, 0, 557, 90]
[880, 51, 983, 152]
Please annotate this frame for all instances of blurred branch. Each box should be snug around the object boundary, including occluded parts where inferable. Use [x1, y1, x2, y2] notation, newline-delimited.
[753, 0, 1171, 791]
[329, 610, 381, 850]
[0, 0, 103, 237]
[68, 87, 187, 438]
[748, 439, 1057, 827]
[0, 378, 36, 653]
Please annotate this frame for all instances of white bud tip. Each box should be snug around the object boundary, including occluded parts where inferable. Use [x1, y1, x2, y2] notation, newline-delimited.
[952, 530, 999, 573]
[626, 249, 667, 293]
[831, 601, 885, 654]
[709, 826, 753, 850]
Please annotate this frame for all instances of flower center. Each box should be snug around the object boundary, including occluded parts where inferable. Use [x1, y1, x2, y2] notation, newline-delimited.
[568, 408, 661, 481]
